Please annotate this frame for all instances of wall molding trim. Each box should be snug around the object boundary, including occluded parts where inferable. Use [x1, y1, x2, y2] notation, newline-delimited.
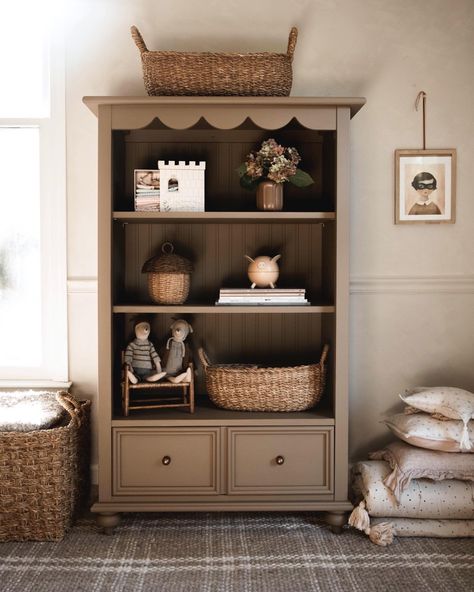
[350, 274, 474, 295]
[68, 275, 474, 296]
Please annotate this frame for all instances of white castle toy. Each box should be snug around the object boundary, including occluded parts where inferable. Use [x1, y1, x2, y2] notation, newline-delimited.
[158, 160, 206, 212]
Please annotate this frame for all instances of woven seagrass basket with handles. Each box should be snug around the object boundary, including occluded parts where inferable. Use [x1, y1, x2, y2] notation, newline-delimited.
[142, 242, 193, 304]
[131, 25, 298, 96]
[0, 391, 91, 541]
[198, 345, 329, 412]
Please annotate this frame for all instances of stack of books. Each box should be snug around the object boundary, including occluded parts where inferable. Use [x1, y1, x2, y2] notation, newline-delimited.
[135, 184, 160, 211]
[216, 288, 310, 306]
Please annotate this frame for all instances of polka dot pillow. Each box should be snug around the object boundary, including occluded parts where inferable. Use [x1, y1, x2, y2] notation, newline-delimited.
[369, 441, 474, 502]
[384, 412, 474, 453]
[400, 387, 474, 451]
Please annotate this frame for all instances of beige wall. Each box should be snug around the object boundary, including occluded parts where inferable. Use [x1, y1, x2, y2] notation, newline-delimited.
[66, 0, 474, 467]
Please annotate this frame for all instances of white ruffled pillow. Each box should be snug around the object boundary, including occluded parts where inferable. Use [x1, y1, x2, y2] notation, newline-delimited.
[400, 387, 474, 451]
[384, 412, 474, 453]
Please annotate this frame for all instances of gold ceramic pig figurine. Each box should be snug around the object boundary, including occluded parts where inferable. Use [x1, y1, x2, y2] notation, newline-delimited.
[244, 254, 281, 288]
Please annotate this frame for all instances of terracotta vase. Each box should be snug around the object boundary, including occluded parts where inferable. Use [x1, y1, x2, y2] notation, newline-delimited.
[256, 180, 283, 211]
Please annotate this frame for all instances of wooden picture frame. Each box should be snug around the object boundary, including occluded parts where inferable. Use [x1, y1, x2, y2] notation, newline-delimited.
[395, 149, 456, 224]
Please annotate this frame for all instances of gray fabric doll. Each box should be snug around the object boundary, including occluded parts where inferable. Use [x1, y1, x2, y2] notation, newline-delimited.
[158, 319, 193, 383]
[124, 321, 166, 383]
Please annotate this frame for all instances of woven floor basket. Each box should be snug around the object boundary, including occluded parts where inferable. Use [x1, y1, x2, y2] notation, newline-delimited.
[131, 26, 297, 96]
[0, 393, 91, 541]
[198, 345, 328, 412]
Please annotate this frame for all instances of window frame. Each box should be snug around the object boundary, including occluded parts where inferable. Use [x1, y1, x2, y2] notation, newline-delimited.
[0, 28, 68, 385]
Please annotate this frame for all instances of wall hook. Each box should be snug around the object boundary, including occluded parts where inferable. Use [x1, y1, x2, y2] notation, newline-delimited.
[415, 91, 427, 150]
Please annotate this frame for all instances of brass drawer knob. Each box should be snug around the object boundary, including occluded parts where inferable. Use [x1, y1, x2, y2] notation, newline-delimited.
[275, 455, 285, 465]
[162, 455, 171, 465]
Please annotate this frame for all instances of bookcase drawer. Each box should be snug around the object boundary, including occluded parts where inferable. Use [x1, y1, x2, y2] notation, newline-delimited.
[228, 427, 333, 495]
[113, 428, 220, 495]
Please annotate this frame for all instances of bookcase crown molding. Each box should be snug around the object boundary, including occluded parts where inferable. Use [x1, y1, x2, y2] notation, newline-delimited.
[83, 96, 366, 130]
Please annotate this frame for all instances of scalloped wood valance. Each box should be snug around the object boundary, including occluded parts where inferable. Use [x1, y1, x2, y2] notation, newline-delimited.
[83, 97, 365, 131]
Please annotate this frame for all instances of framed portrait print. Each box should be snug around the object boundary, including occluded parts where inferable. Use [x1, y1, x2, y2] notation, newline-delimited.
[395, 149, 456, 224]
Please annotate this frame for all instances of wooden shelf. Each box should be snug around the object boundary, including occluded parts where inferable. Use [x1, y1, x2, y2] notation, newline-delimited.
[113, 304, 335, 314]
[112, 398, 334, 425]
[113, 211, 335, 224]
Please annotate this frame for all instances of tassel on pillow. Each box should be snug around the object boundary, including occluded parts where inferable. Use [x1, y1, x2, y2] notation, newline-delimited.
[348, 500, 370, 532]
[348, 501, 395, 546]
[368, 522, 394, 546]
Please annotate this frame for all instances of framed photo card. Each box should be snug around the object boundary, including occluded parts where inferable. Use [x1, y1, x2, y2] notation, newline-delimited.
[395, 149, 456, 224]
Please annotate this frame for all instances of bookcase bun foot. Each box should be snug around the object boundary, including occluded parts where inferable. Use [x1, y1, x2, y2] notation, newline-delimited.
[96, 512, 122, 535]
[324, 511, 348, 534]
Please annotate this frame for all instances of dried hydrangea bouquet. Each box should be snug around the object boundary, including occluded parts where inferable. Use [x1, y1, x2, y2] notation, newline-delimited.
[238, 138, 314, 211]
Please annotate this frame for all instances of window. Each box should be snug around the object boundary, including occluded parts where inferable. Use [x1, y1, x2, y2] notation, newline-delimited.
[0, 1, 67, 382]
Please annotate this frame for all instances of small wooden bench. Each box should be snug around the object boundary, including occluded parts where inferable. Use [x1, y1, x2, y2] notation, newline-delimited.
[121, 357, 195, 416]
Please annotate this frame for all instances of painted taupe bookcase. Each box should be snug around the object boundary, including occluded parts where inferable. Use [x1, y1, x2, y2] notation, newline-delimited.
[83, 96, 365, 533]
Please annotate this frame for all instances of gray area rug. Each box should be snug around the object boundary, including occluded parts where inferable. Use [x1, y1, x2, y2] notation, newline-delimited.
[0, 512, 473, 592]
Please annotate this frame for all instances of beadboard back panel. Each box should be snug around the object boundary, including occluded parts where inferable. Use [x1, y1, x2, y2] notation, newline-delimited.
[112, 123, 335, 213]
[112, 312, 332, 407]
[114, 222, 332, 305]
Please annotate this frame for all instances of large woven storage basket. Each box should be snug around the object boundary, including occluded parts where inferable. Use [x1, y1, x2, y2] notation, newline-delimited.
[141, 242, 193, 304]
[198, 345, 328, 412]
[0, 392, 91, 541]
[131, 26, 298, 97]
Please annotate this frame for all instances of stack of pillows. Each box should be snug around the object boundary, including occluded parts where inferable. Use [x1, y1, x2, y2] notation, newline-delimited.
[349, 386, 474, 546]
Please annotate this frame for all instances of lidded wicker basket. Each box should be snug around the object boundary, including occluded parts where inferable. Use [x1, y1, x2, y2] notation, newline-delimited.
[198, 345, 329, 412]
[141, 242, 193, 304]
[131, 25, 298, 97]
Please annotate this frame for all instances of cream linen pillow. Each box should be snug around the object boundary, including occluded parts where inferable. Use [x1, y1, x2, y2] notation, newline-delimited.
[384, 413, 474, 453]
[369, 440, 474, 502]
[400, 387, 474, 450]
[370, 517, 474, 539]
[351, 460, 474, 518]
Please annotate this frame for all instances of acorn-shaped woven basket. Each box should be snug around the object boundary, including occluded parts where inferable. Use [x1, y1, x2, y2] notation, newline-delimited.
[141, 242, 193, 304]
